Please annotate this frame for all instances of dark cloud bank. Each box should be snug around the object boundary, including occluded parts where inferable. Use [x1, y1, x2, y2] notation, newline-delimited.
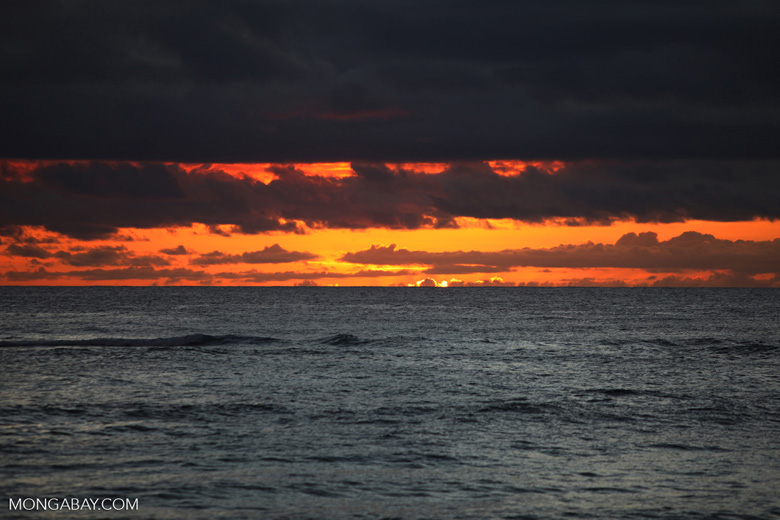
[2, 266, 416, 285]
[342, 231, 780, 277]
[1, 160, 778, 238]
[190, 244, 317, 266]
[4, 241, 317, 268]
[2, 1, 780, 163]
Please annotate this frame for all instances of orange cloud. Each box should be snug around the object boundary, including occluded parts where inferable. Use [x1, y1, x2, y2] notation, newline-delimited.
[4, 160, 780, 240]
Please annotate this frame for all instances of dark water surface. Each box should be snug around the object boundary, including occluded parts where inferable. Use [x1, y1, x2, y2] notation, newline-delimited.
[1, 287, 779, 519]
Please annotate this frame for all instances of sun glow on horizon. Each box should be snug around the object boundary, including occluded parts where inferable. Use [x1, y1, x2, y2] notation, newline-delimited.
[2, 160, 779, 287]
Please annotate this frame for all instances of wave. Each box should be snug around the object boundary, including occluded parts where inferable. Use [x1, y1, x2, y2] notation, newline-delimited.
[0, 401, 294, 421]
[0, 332, 431, 350]
[315, 333, 429, 348]
[478, 398, 556, 415]
[588, 388, 640, 397]
[713, 342, 779, 356]
[646, 443, 730, 452]
[599, 337, 779, 355]
[1, 332, 408, 349]
[0, 334, 281, 348]
[318, 333, 371, 347]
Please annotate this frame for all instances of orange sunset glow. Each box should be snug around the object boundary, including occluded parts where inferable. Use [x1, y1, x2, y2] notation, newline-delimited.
[3, 0, 779, 289]
[2, 160, 778, 287]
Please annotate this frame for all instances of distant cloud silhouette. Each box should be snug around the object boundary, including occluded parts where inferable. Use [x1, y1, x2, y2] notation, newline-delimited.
[190, 245, 317, 265]
[51, 245, 170, 267]
[160, 245, 191, 255]
[1, 266, 415, 284]
[3, 244, 53, 259]
[342, 232, 780, 276]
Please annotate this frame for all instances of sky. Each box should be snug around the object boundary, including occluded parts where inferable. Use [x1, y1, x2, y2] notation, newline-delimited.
[1, 0, 779, 286]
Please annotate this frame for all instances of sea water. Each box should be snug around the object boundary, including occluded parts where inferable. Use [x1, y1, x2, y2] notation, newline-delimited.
[1, 287, 779, 519]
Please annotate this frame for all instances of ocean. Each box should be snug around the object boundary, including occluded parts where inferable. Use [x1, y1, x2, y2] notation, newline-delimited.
[1, 287, 779, 519]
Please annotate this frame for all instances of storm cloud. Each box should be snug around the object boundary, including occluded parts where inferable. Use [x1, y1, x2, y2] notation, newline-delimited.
[2, 1, 779, 163]
[1, 160, 778, 238]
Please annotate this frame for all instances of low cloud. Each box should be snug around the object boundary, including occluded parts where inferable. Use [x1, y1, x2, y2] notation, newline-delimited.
[3, 241, 172, 267]
[447, 277, 516, 287]
[3, 243, 52, 259]
[50, 245, 170, 268]
[220, 268, 415, 283]
[160, 245, 191, 255]
[190, 244, 317, 266]
[2, 266, 415, 284]
[3, 266, 204, 283]
[0, 225, 60, 244]
[648, 272, 779, 288]
[343, 231, 780, 276]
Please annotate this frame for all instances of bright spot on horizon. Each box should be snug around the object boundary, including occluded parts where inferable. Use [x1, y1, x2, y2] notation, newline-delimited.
[410, 277, 446, 287]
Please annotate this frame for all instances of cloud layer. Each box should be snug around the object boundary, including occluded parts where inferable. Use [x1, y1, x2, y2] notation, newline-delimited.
[2, 1, 779, 162]
[190, 244, 317, 266]
[342, 231, 780, 277]
[2, 160, 778, 238]
[3, 230, 777, 286]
